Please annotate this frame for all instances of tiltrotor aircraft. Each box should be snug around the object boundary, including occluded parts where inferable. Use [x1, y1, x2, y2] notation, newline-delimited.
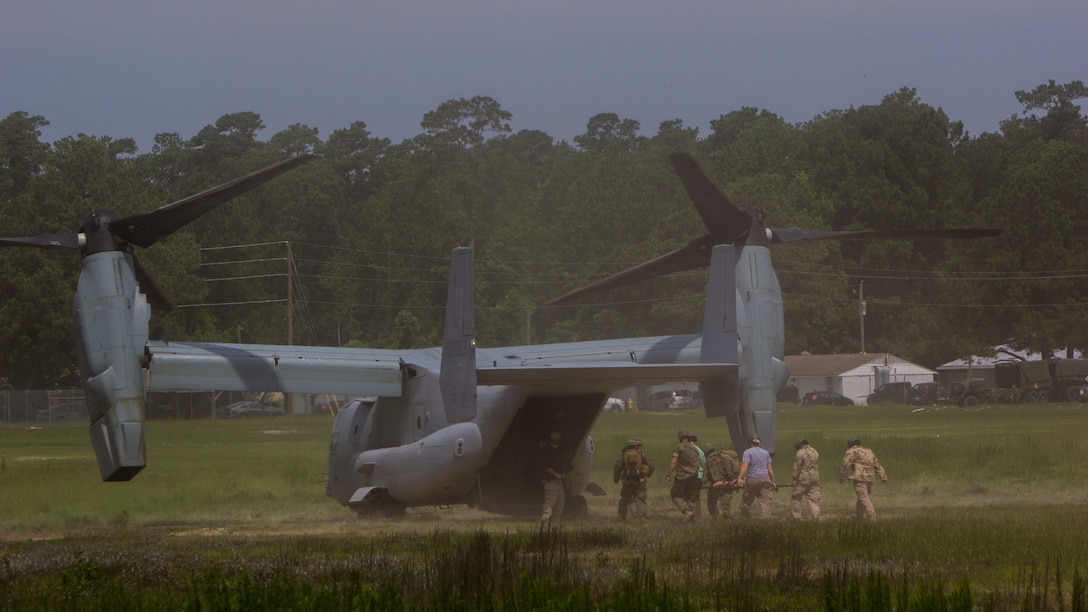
[1, 152, 997, 516]
[545, 153, 1000, 456]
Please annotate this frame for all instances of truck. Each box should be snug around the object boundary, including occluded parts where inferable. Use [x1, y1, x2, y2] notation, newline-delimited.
[993, 359, 1088, 403]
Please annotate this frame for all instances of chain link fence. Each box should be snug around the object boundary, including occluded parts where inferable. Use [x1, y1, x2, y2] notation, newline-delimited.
[0, 389, 87, 423]
[1, 390, 326, 423]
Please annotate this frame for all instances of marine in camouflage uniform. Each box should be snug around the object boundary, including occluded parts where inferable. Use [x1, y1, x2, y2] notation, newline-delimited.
[839, 437, 888, 520]
[790, 439, 821, 520]
[612, 438, 654, 523]
[691, 434, 706, 520]
[665, 429, 702, 523]
[539, 432, 566, 526]
[703, 444, 742, 518]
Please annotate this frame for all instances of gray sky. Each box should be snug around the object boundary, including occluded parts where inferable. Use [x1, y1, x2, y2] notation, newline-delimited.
[3, 0, 1085, 153]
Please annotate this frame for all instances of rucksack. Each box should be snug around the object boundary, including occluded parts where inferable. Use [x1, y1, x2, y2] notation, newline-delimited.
[721, 450, 741, 480]
[622, 448, 643, 479]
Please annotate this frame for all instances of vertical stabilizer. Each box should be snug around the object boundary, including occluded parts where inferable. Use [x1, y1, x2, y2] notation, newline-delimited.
[700, 244, 740, 419]
[440, 247, 477, 422]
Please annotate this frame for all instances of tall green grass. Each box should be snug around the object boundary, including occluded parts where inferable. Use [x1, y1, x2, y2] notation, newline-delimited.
[1, 521, 1086, 610]
[2, 403, 1088, 609]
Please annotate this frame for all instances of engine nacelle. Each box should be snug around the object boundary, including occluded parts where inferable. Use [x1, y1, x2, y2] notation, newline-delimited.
[74, 251, 149, 481]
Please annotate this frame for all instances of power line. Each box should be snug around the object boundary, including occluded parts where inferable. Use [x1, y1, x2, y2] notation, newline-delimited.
[176, 299, 286, 308]
[205, 273, 285, 283]
[203, 239, 1088, 279]
[185, 242, 1088, 311]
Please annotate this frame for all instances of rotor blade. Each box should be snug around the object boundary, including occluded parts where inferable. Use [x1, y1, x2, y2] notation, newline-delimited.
[132, 254, 176, 311]
[544, 237, 714, 306]
[769, 227, 1002, 244]
[0, 233, 82, 250]
[668, 153, 751, 242]
[111, 154, 315, 249]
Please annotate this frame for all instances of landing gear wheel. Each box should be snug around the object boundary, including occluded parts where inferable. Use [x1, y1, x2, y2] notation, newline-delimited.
[564, 494, 588, 518]
[352, 492, 406, 519]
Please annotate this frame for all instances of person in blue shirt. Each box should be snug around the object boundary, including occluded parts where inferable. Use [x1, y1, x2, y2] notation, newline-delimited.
[736, 436, 777, 518]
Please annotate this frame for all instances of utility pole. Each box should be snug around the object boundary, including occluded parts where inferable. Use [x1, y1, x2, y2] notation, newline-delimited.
[286, 241, 293, 346]
[858, 280, 866, 354]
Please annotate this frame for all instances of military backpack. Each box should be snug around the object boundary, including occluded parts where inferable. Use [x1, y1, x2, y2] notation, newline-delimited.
[720, 450, 741, 480]
[622, 448, 644, 480]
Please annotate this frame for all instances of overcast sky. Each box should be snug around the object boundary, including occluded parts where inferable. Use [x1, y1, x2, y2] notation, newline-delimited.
[2, 0, 1085, 153]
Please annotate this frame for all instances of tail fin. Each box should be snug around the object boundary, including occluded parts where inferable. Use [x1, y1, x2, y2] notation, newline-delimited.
[439, 247, 477, 423]
[699, 244, 740, 419]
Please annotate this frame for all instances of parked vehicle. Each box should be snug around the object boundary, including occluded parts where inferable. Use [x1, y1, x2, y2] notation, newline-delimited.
[35, 402, 87, 422]
[1073, 386, 1088, 403]
[801, 391, 855, 406]
[603, 397, 626, 412]
[867, 382, 912, 405]
[948, 381, 992, 407]
[906, 382, 944, 406]
[777, 384, 799, 404]
[651, 389, 695, 410]
[217, 401, 285, 418]
[312, 394, 350, 415]
[994, 359, 1088, 403]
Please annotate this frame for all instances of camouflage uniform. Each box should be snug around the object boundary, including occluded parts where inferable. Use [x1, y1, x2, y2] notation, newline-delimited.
[539, 432, 566, 525]
[692, 438, 706, 520]
[666, 429, 702, 523]
[613, 439, 654, 522]
[704, 446, 741, 518]
[839, 439, 888, 520]
[790, 440, 821, 520]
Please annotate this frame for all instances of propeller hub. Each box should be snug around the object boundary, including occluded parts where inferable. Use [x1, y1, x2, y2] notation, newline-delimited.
[80, 209, 124, 255]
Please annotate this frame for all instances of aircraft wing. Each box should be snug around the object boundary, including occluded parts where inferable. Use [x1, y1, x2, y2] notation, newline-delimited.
[146, 341, 405, 397]
[476, 334, 736, 394]
[147, 334, 735, 398]
[478, 362, 735, 394]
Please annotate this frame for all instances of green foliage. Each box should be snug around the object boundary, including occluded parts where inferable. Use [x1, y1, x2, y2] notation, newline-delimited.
[574, 113, 644, 153]
[2, 82, 1088, 385]
[0, 111, 51, 201]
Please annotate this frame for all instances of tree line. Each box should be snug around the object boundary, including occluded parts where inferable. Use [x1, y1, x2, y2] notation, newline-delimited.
[1, 81, 1086, 388]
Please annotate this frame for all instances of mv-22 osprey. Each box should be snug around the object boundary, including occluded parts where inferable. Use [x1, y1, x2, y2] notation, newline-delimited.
[1, 153, 998, 516]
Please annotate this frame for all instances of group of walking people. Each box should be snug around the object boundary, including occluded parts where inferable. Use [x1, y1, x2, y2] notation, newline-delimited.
[611, 430, 888, 523]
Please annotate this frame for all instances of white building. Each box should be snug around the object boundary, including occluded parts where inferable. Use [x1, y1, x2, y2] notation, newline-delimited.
[784, 353, 938, 406]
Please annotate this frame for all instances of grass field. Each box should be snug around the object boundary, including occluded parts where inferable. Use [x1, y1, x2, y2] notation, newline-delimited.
[2, 402, 1088, 609]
